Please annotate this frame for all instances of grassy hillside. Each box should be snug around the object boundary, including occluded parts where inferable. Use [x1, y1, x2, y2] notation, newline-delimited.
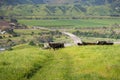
[0, 44, 120, 80]
[0, 44, 53, 80]
[0, 0, 119, 18]
[0, 0, 113, 5]
[0, 4, 113, 18]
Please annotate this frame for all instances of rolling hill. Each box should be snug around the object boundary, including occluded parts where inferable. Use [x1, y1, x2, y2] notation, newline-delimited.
[0, 0, 115, 5]
[0, 4, 112, 17]
[0, 0, 119, 18]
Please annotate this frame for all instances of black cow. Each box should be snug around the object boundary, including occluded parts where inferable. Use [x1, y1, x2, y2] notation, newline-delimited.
[77, 42, 97, 46]
[49, 42, 64, 50]
[78, 41, 113, 46]
[96, 41, 113, 45]
[83, 42, 97, 45]
[77, 43, 83, 45]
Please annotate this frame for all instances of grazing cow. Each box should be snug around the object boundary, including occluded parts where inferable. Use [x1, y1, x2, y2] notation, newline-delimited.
[78, 41, 113, 46]
[48, 42, 64, 50]
[82, 42, 97, 45]
[77, 43, 83, 45]
[77, 42, 96, 46]
[96, 41, 113, 45]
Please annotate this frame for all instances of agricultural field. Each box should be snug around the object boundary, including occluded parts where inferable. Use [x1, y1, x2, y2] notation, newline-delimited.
[18, 18, 120, 42]
[1, 18, 120, 47]
[0, 44, 120, 80]
[19, 18, 120, 28]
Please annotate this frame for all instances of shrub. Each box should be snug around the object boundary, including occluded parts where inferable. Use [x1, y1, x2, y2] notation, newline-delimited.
[38, 43, 44, 47]
[29, 41, 36, 46]
[31, 32, 34, 35]
[36, 35, 53, 43]
[7, 39, 12, 43]
[19, 39, 26, 44]
[0, 36, 2, 39]
[7, 47, 13, 51]
[10, 18, 18, 23]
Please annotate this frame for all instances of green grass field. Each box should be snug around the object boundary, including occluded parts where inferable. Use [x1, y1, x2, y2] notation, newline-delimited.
[14, 29, 42, 35]
[0, 44, 120, 80]
[19, 19, 120, 28]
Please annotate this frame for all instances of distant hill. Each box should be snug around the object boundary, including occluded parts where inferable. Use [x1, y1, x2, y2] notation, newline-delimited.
[0, 0, 119, 18]
[0, 0, 44, 5]
[0, 0, 114, 5]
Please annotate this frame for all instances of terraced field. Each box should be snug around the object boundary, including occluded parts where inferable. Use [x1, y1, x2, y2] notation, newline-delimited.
[19, 19, 120, 28]
[0, 44, 120, 80]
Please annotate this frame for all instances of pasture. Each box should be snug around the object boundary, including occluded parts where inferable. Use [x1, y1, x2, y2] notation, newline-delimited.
[19, 18, 120, 28]
[0, 44, 120, 80]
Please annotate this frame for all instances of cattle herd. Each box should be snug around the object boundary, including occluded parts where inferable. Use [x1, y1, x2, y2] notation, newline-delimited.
[46, 41, 113, 50]
[78, 41, 113, 46]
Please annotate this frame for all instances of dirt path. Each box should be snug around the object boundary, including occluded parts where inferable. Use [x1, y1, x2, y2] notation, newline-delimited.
[33, 26, 83, 45]
[32, 27, 120, 45]
[62, 32, 82, 45]
[30, 50, 74, 80]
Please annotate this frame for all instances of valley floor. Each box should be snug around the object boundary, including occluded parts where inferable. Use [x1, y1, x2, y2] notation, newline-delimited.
[0, 44, 120, 80]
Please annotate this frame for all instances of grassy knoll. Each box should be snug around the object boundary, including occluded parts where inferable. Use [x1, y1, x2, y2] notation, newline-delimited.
[0, 44, 53, 80]
[31, 45, 120, 80]
[0, 44, 120, 80]
[19, 19, 120, 28]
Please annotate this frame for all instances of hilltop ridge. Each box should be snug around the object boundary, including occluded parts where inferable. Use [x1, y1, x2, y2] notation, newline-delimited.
[0, 0, 119, 18]
[0, 0, 115, 5]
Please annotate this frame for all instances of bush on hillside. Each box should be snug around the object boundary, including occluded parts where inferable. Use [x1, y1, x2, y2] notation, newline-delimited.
[38, 43, 44, 47]
[0, 36, 2, 39]
[35, 35, 53, 43]
[10, 18, 18, 23]
[29, 41, 36, 46]
[7, 47, 13, 51]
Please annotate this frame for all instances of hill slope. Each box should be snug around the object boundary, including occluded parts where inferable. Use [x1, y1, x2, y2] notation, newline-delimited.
[0, 44, 120, 80]
[0, 4, 112, 17]
[0, 0, 119, 18]
[0, 0, 115, 5]
[0, 0, 44, 5]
